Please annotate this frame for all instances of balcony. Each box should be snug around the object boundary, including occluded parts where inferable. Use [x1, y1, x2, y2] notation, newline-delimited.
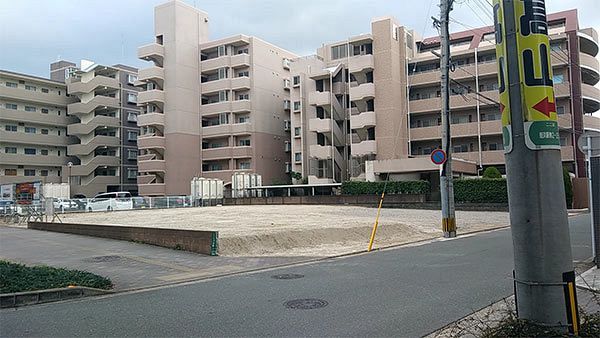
[578, 28, 599, 57]
[200, 77, 251, 94]
[351, 140, 377, 156]
[139, 183, 166, 196]
[138, 90, 165, 107]
[350, 83, 375, 101]
[308, 91, 331, 106]
[582, 83, 600, 113]
[350, 111, 376, 130]
[70, 156, 120, 176]
[349, 54, 374, 73]
[137, 113, 165, 127]
[202, 122, 252, 137]
[67, 115, 120, 135]
[138, 43, 164, 65]
[583, 114, 600, 131]
[67, 75, 119, 95]
[138, 66, 164, 84]
[200, 54, 251, 71]
[410, 90, 500, 114]
[67, 136, 120, 156]
[232, 100, 251, 112]
[309, 145, 332, 160]
[561, 146, 575, 161]
[580, 52, 600, 85]
[309, 118, 331, 133]
[201, 100, 251, 114]
[0, 107, 71, 126]
[0, 153, 68, 167]
[0, 130, 70, 147]
[68, 96, 119, 116]
[453, 150, 505, 165]
[0, 85, 72, 107]
[137, 135, 166, 149]
[138, 159, 166, 172]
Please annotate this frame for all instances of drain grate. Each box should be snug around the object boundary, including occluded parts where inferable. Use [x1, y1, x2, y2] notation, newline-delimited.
[83, 255, 123, 263]
[271, 273, 304, 280]
[284, 298, 328, 310]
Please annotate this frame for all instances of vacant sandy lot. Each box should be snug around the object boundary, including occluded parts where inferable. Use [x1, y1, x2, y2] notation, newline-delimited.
[59, 205, 510, 257]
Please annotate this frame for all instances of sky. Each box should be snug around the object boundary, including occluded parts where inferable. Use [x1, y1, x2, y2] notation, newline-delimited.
[0, 0, 599, 78]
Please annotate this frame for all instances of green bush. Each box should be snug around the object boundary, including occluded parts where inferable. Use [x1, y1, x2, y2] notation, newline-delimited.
[563, 168, 573, 209]
[483, 166, 502, 179]
[454, 178, 508, 203]
[341, 180, 430, 195]
[0, 260, 113, 293]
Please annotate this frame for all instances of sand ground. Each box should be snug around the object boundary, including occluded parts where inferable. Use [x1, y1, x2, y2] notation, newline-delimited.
[58, 205, 510, 257]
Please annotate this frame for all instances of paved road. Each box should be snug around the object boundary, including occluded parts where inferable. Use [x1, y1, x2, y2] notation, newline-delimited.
[0, 215, 592, 337]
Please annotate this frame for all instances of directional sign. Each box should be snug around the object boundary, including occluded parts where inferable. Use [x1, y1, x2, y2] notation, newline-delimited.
[431, 149, 447, 165]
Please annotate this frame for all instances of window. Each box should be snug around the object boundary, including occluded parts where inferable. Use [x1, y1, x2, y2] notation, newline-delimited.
[560, 137, 567, 146]
[489, 143, 498, 151]
[41, 149, 48, 155]
[127, 131, 138, 141]
[331, 44, 348, 60]
[4, 147, 17, 154]
[5, 125, 17, 132]
[237, 48, 249, 54]
[25, 106, 36, 112]
[127, 93, 138, 104]
[40, 170, 48, 177]
[219, 90, 229, 102]
[238, 116, 250, 123]
[293, 75, 300, 86]
[553, 74, 564, 84]
[294, 152, 302, 162]
[25, 127, 36, 133]
[218, 68, 229, 79]
[5, 82, 17, 88]
[41, 88, 49, 93]
[127, 169, 138, 179]
[24, 148, 36, 155]
[237, 93, 249, 100]
[239, 161, 251, 170]
[238, 139, 251, 147]
[293, 101, 301, 111]
[41, 129, 49, 134]
[127, 149, 138, 160]
[24, 169, 36, 176]
[5, 103, 17, 110]
[238, 71, 249, 77]
[557, 106, 565, 115]
[127, 112, 138, 122]
[41, 108, 49, 114]
[550, 43, 563, 52]
[127, 74, 138, 84]
[25, 85, 36, 91]
[4, 169, 17, 176]
[294, 127, 301, 136]
[218, 45, 227, 57]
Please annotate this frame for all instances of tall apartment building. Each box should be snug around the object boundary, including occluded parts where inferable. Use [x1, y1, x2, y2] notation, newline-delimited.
[0, 61, 141, 197]
[290, 9, 600, 183]
[0, 70, 75, 185]
[136, 0, 296, 196]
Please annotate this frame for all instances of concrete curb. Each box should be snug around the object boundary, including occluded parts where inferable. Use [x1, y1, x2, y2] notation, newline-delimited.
[0, 286, 113, 308]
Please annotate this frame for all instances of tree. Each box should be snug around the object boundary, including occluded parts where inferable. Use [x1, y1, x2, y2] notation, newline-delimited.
[563, 168, 573, 209]
[482, 166, 502, 179]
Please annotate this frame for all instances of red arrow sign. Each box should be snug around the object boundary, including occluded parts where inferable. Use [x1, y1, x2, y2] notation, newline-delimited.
[532, 97, 556, 117]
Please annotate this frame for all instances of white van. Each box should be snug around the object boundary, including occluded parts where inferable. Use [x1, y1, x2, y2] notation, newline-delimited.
[87, 192, 133, 212]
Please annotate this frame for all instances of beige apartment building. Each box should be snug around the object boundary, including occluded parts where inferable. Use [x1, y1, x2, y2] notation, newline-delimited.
[136, 0, 297, 196]
[290, 9, 600, 183]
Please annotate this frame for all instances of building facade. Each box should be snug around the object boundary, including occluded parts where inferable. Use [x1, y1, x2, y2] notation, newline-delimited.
[136, 1, 297, 196]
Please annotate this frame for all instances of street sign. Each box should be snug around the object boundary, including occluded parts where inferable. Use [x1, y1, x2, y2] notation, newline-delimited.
[431, 149, 447, 165]
[577, 131, 600, 157]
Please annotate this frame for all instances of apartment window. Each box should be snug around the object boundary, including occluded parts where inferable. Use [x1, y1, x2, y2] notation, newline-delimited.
[4, 147, 17, 154]
[453, 144, 469, 153]
[218, 68, 229, 79]
[127, 169, 138, 179]
[41, 149, 48, 155]
[5, 169, 17, 176]
[24, 169, 36, 176]
[331, 44, 348, 60]
[24, 148, 36, 155]
[294, 127, 301, 136]
[25, 127, 36, 133]
[293, 101, 301, 111]
[218, 45, 227, 57]
[294, 152, 302, 162]
[5, 103, 17, 110]
[5, 125, 17, 132]
[41, 129, 49, 134]
[239, 161, 251, 170]
[219, 113, 230, 125]
[238, 139, 251, 147]
[489, 143, 498, 151]
[127, 131, 138, 141]
[127, 74, 138, 84]
[557, 106, 565, 115]
[127, 149, 138, 160]
[237, 48, 249, 54]
[560, 137, 567, 146]
[40, 170, 48, 177]
[127, 93, 138, 104]
[41, 88, 49, 93]
[41, 108, 49, 114]
[219, 90, 229, 102]
[238, 71, 249, 77]
[237, 93, 249, 100]
[25, 85, 36, 91]
[293, 75, 300, 86]
[25, 106, 36, 112]
[550, 42, 563, 52]
[127, 112, 138, 122]
[5, 82, 17, 88]
[553, 74, 564, 84]
[238, 116, 250, 123]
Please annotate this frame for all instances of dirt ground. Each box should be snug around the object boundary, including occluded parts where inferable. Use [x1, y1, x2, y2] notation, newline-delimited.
[58, 205, 510, 257]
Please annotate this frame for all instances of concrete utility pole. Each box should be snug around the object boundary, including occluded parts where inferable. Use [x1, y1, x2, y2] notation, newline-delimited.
[439, 0, 456, 238]
[495, 0, 577, 332]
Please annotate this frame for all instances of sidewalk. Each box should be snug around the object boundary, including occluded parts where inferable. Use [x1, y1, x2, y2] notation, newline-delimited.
[0, 226, 313, 291]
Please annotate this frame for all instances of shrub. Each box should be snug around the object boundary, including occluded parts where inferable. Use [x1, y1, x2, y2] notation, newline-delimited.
[483, 166, 502, 179]
[341, 180, 430, 195]
[454, 178, 508, 203]
[563, 168, 573, 209]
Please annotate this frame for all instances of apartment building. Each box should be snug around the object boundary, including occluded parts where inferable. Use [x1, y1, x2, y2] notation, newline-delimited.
[136, 0, 297, 196]
[291, 9, 600, 183]
[0, 70, 75, 185]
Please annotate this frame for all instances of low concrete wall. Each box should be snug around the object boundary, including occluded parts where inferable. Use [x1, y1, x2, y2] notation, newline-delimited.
[28, 222, 218, 256]
[224, 194, 426, 207]
[1, 286, 112, 308]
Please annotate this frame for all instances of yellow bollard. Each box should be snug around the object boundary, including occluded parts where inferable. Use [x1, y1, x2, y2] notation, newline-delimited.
[368, 192, 385, 252]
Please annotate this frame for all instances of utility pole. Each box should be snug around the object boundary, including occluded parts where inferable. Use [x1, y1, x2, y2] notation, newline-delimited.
[439, 0, 456, 238]
[495, 0, 577, 332]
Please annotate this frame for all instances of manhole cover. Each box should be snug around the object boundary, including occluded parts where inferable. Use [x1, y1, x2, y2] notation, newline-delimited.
[284, 299, 328, 310]
[271, 273, 304, 280]
[83, 255, 122, 263]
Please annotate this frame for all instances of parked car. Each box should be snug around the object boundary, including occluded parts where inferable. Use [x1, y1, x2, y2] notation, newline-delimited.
[87, 192, 133, 212]
[53, 198, 78, 212]
[132, 196, 149, 209]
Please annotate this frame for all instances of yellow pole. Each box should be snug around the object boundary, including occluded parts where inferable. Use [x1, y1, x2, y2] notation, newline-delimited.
[567, 282, 579, 335]
[368, 192, 385, 252]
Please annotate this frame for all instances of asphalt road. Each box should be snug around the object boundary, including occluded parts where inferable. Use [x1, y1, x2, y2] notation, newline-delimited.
[0, 214, 592, 337]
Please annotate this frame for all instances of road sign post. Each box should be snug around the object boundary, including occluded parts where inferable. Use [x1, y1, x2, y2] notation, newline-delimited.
[431, 149, 447, 166]
[578, 131, 600, 266]
[494, 0, 577, 332]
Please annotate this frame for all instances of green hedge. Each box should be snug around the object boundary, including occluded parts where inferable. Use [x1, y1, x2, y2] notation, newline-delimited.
[454, 178, 508, 203]
[341, 180, 430, 195]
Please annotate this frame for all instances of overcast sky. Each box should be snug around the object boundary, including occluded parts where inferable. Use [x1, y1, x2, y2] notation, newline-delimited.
[0, 0, 599, 78]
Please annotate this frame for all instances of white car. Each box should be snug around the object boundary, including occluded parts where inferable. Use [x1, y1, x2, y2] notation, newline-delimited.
[87, 192, 133, 212]
[53, 198, 77, 212]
